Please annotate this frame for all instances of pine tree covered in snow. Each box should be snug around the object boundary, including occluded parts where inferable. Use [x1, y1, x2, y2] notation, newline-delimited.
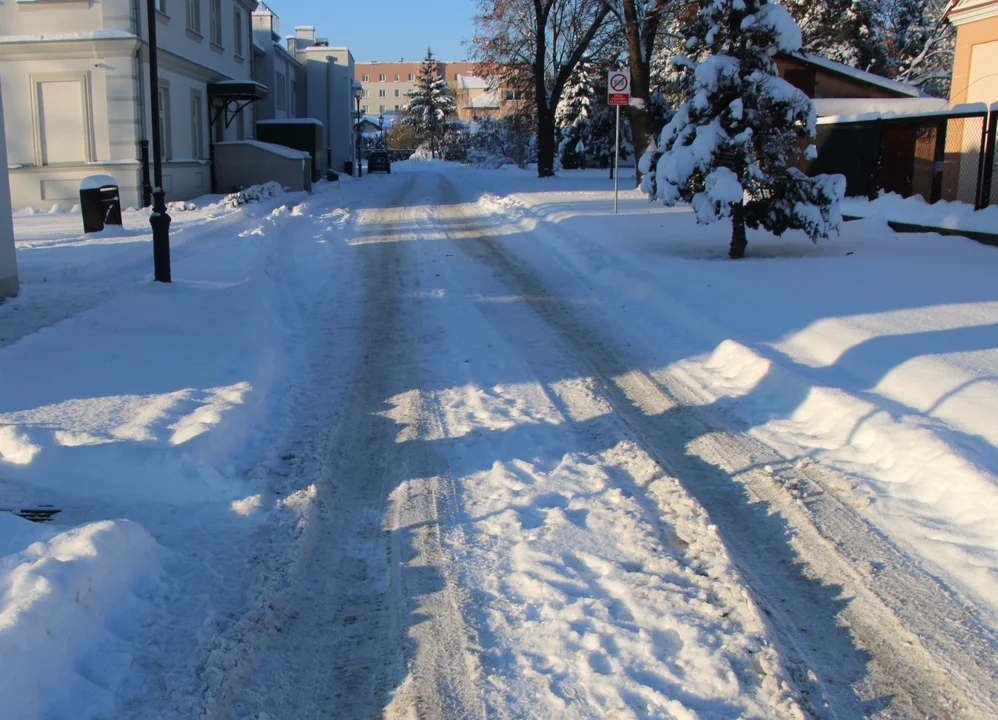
[641, 0, 844, 259]
[556, 61, 599, 168]
[783, 0, 888, 73]
[887, 0, 955, 98]
[403, 48, 457, 159]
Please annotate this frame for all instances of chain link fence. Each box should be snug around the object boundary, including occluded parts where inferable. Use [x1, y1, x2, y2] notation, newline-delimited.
[808, 106, 996, 209]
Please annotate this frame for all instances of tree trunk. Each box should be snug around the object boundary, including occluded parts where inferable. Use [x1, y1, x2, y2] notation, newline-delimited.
[730, 200, 748, 259]
[621, 0, 654, 187]
[536, 107, 557, 178]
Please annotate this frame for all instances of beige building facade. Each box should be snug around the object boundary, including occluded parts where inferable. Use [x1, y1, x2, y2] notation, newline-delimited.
[1, 0, 256, 210]
[947, 0, 998, 106]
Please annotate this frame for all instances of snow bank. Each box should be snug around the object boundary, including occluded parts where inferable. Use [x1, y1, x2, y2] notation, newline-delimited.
[843, 192, 998, 236]
[0, 514, 165, 719]
[0, 185, 307, 505]
[457, 166, 998, 621]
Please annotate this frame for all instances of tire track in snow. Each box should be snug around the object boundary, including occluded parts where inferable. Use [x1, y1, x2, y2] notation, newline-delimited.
[432, 173, 983, 719]
[228, 175, 483, 720]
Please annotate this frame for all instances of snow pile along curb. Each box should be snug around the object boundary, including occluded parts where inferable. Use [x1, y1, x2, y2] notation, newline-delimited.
[0, 515, 166, 719]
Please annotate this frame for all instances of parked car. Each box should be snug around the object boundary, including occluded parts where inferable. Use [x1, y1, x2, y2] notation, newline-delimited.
[368, 151, 391, 174]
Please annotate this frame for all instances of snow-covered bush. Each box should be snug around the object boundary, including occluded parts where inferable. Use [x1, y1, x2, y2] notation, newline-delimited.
[167, 200, 197, 212]
[641, 0, 844, 259]
[220, 181, 285, 208]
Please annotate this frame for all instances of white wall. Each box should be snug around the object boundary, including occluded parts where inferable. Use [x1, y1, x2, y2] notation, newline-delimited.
[0, 81, 20, 301]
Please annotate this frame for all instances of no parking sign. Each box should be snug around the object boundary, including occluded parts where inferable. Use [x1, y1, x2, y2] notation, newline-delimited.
[608, 70, 630, 105]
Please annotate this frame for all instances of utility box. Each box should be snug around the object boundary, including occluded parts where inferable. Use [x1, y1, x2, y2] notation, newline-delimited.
[256, 119, 324, 182]
[79, 176, 123, 234]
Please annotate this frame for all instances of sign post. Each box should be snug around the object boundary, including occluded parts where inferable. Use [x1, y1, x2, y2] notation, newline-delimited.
[607, 70, 630, 214]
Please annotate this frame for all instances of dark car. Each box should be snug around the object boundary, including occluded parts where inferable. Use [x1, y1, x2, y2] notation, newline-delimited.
[368, 150, 391, 174]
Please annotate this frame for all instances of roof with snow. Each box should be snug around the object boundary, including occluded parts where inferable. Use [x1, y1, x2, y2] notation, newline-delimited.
[467, 91, 499, 109]
[793, 52, 922, 98]
[457, 75, 489, 90]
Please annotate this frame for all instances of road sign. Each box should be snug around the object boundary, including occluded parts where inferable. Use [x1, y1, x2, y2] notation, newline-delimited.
[608, 70, 630, 106]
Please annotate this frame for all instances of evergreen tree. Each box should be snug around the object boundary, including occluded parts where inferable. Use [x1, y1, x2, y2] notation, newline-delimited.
[402, 48, 457, 159]
[556, 61, 599, 168]
[641, 0, 844, 259]
[783, 0, 888, 73]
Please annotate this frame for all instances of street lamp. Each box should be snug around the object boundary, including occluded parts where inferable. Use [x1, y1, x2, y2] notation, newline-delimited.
[378, 113, 384, 150]
[146, 0, 171, 282]
[353, 85, 364, 178]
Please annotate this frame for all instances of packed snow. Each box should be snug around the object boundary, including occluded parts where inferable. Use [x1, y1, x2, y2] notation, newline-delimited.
[1, 162, 997, 718]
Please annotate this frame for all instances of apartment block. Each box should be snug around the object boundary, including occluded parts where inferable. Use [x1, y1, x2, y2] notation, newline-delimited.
[355, 60, 475, 116]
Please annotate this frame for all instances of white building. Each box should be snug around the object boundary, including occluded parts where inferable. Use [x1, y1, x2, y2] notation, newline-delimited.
[0, 0, 259, 210]
[1, 80, 18, 301]
[251, 4, 300, 121]
[288, 27, 357, 175]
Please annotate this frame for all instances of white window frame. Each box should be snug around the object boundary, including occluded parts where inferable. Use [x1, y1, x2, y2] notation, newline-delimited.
[158, 84, 172, 161]
[379, 104, 385, 113]
[378, 89, 385, 98]
[186, 0, 201, 34]
[210, 0, 222, 45]
[408, 73, 414, 81]
[29, 72, 95, 167]
[362, 73, 369, 82]
[234, 9, 244, 57]
[379, 73, 386, 82]
[394, 89, 399, 97]
[190, 90, 204, 159]
[394, 73, 399, 81]
[276, 69, 287, 110]
[362, 89, 369, 98]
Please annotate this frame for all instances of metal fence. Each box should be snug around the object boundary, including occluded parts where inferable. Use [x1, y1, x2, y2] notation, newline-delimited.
[808, 106, 997, 210]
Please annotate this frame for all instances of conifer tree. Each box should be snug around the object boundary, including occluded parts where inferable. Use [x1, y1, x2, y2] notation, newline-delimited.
[403, 48, 456, 159]
[556, 61, 598, 168]
[641, 0, 844, 259]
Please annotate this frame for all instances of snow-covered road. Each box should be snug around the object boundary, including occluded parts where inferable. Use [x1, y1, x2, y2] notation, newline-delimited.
[217, 170, 990, 718]
[4, 165, 997, 719]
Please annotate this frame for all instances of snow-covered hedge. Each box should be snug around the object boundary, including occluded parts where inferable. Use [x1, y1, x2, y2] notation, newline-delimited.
[220, 181, 287, 209]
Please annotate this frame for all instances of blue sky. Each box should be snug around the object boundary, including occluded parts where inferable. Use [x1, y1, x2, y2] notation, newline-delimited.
[274, 0, 478, 63]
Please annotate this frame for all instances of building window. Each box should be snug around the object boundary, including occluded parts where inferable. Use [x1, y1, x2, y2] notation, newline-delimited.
[156, 0, 166, 13]
[505, 89, 522, 100]
[379, 89, 385, 97]
[362, 89, 369, 98]
[276, 70, 287, 109]
[394, 89, 399, 97]
[379, 104, 384, 113]
[394, 104, 399, 111]
[408, 73, 414, 81]
[210, 0, 222, 44]
[186, 0, 200, 34]
[379, 73, 386, 82]
[362, 73, 369, 82]
[158, 86, 171, 160]
[291, 80, 296, 116]
[234, 9, 243, 56]
[394, 73, 399, 81]
[190, 90, 204, 159]
[34, 79, 89, 165]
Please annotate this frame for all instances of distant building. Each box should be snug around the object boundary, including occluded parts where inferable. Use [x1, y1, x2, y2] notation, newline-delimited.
[355, 60, 476, 117]
[287, 26, 357, 176]
[1, 80, 18, 301]
[252, 4, 301, 121]
[946, 0, 998, 106]
[0, 0, 259, 210]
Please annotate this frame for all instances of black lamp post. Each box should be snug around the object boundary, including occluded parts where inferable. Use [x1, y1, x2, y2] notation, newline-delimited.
[146, 0, 171, 282]
[378, 113, 384, 150]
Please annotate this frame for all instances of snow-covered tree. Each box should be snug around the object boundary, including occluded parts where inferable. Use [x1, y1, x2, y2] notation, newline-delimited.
[641, 0, 844, 259]
[556, 61, 599, 168]
[886, 0, 955, 98]
[783, 0, 888, 73]
[402, 48, 456, 159]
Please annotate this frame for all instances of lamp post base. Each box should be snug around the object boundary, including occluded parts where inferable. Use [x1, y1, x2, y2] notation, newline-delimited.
[150, 188, 172, 283]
